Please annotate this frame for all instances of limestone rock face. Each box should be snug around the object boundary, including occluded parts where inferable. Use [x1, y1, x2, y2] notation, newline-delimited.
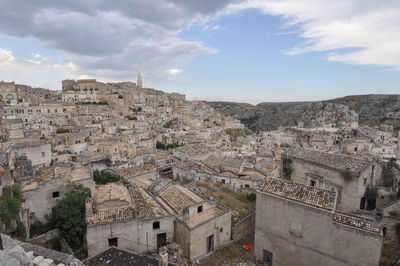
[8, 245, 33, 266]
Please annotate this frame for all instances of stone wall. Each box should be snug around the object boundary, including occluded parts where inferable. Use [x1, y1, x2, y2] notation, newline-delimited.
[86, 215, 175, 257]
[255, 191, 383, 266]
[232, 212, 255, 242]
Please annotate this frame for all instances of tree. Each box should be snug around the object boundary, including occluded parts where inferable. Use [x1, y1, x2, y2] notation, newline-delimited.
[47, 185, 91, 250]
[93, 170, 124, 185]
[156, 141, 166, 150]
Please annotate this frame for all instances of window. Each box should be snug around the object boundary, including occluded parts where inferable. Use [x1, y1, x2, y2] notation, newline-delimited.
[47, 109, 50, 113]
[153, 221, 160, 229]
[221, 179, 225, 184]
[354, 147, 358, 152]
[41, 152, 45, 157]
[245, 184, 250, 188]
[108, 237, 118, 247]
[220, 227, 223, 232]
[52, 191, 60, 198]
[263, 250, 273, 266]
[310, 180, 316, 187]
[197, 205, 203, 213]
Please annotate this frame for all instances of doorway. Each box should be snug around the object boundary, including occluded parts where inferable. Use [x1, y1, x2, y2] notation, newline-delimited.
[206, 234, 214, 254]
[157, 233, 166, 249]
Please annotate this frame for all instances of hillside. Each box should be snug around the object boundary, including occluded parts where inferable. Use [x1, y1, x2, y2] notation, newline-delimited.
[207, 94, 400, 132]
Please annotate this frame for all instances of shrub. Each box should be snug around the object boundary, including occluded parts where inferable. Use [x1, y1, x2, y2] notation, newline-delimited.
[246, 192, 256, 202]
[93, 170, 123, 185]
[56, 128, 69, 134]
[47, 185, 91, 250]
[341, 168, 353, 179]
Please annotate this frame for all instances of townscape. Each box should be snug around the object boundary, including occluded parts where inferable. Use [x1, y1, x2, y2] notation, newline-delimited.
[0, 75, 399, 266]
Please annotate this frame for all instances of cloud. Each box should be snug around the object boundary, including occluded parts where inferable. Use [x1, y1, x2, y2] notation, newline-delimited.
[0, 0, 234, 82]
[228, 0, 400, 70]
[168, 68, 183, 75]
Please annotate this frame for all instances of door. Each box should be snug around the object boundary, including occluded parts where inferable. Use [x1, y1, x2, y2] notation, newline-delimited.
[157, 233, 167, 249]
[206, 234, 214, 254]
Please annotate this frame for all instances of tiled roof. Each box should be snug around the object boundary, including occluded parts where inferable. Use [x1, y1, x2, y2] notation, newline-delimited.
[158, 185, 203, 215]
[88, 206, 134, 225]
[333, 213, 381, 234]
[93, 183, 132, 205]
[285, 148, 369, 176]
[35, 166, 91, 183]
[114, 164, 155, 179]
[131, 187, 167, 219]
[260, 178, 336, 210]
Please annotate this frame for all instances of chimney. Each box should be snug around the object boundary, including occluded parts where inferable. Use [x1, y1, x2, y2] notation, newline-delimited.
[159, 246, 168, 266]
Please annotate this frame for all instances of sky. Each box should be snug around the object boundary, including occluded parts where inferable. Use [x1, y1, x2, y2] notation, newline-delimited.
[0, 0, 399, 104]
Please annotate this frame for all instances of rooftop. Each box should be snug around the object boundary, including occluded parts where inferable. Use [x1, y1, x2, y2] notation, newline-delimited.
[259, 177, 336, 211]
[157, 184, 203, 215]
[333, 212, 381, 234]
[285, 148, 369, 176]
[131, 187, 168, 219]
[87, 206, 134, 225]
[114, 164, 155, 179]
[131, 178, 153, 189]
[186, 205, 224, 228]
[93, 183, 132, 206]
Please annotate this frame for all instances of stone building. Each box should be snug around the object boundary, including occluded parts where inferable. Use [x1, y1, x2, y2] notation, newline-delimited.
[86, 183, 175, 257]
[0, 81, 17, 104]
[255, 177, 383, 266]
[21, 165, 94, 223]
[113, 164, 156, 182]
[11, 140, 51, 167]
[156, 184, 231, 261]
[283, 148, 383, 212]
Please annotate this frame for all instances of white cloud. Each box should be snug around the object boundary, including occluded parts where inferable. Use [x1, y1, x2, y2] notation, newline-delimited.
[228, 0, 400, 70]
[0, 0, 236, 82]
[0, 48, 65, 88]
[168, 68, 183, 75]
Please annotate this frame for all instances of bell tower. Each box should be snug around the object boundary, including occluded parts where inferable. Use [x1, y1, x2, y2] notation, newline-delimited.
[137, 73, 143, 89]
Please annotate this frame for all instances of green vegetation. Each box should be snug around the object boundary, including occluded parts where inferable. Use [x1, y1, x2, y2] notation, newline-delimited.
[29, 220, 52, 237]
[163, 120, 174, 128]
[156, 141, 183, 150]
[0, 186, 26, 240]
[240, 114, 260, 125]
[340, 168, 353, 179]
[56, 128, 70, 134]
[246, 192, 256, 202]
[47, 185, 90, 250]
[129, 106, 142, 112]
[118, 94, 123, 99]
[197, 181, 255, 222]
[197, 242, 262, 266]
[213, 121, 221, 126]
[93, 170, 129, 185]
[125, 115, 137, 121]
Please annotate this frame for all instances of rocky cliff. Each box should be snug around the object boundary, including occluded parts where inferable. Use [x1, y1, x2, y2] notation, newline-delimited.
[207, 94, 400, 132]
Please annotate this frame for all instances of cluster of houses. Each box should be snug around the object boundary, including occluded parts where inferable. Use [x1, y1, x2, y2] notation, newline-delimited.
[0, 77, 399, 265]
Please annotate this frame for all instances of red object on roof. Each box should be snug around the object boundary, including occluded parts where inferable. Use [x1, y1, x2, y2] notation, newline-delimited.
[243, 242, 254, 251]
